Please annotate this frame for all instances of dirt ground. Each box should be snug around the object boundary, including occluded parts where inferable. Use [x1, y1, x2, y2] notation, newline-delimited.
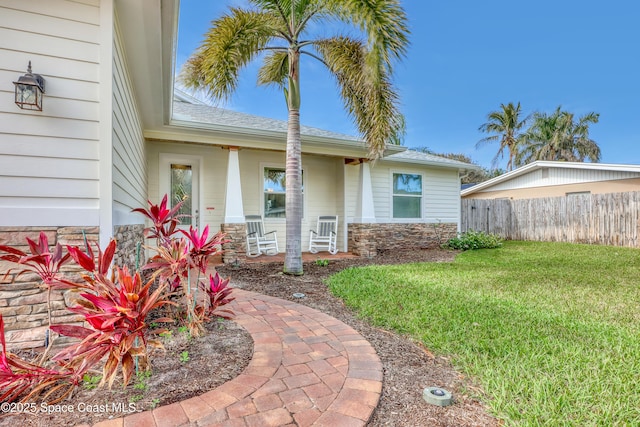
[2, 249, 499, 427]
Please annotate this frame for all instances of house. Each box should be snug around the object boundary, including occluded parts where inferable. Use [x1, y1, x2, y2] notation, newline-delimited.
[0, 0, 474, 348]
[461, 161, 640, 200]
[460, 161, 640, 248]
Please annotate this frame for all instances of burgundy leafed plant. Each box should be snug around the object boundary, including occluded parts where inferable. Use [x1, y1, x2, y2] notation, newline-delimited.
[0, 232, 81, 357]
[202, 271, 235, 319]
[0, 315, 78, 403]
[132, 195, 185, 246]
[0, 231, 74, 287]
[51, 265, 173, 388]
[180, 225, 228, 273]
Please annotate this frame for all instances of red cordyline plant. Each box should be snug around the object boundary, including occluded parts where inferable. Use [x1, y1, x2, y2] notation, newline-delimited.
[0, 315, 79, 403]
[202, 271, 234, 319]
[132, 194, 185, 247]
[0, 232, 83, 359]
[53, 240, 174, 388]
[0, 231, 75, 287]
[180, 225, 227, 273]
[135, 198, 233, 336]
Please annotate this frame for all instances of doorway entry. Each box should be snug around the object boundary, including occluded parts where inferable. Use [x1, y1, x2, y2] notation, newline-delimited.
[159, 153, 202, 229]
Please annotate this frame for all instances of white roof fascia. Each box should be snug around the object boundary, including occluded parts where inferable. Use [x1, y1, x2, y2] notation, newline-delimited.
[461, 161, 640, 196]
[379, 155, 481, 171]
[145, 123, 407, 158]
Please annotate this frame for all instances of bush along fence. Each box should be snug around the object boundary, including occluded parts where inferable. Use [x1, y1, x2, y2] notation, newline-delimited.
[461, 191, 640, 247]
[0, 195, 233, 403]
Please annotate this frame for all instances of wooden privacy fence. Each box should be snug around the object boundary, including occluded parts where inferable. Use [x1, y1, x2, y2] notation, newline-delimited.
[461, 191, 640, 247]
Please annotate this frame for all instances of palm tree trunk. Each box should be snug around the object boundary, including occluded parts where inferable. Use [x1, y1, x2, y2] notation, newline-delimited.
[284, 107, 303, 275]
[284, 109, 303, 275]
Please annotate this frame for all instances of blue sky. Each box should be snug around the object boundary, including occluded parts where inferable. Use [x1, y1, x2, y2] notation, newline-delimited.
[175, 0, 640, 170]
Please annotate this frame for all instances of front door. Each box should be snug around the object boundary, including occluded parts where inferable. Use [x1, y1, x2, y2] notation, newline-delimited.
[159, 154, 201, 229]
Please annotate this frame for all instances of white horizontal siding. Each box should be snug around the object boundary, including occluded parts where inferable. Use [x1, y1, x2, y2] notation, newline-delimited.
[370, 165, 391, 218]
[0, 6, 99, 44]
[0, 0, 101, 226]
[486, 167, 640, 193]
[345, 162, 461, 224]
[0, 155, 98, 179]
[0, 176, 98, 198]
[0, 0, 99, 24]
[0, 134, 98, 159]
[423, 168, 460, 223]
[112, 17, 146, 225]
[548, 168, 640, 185]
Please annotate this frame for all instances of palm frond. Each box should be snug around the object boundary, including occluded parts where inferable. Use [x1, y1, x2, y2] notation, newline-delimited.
[315, 36, 404, 158]
[325, 0, 409, 76]
[179, 8, 280, 102]
[257, 50, 289, 89]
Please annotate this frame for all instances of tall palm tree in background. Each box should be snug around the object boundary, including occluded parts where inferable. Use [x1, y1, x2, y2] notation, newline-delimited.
[477, 102, 529, 171]
[516, 106, 601, 166]
[181, 0, 408, 275]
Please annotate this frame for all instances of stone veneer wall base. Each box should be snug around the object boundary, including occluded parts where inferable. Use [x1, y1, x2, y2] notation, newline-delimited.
[221, 223, 247, 264]
[113, 224, 145, 271]
[348, 223, 458, 257]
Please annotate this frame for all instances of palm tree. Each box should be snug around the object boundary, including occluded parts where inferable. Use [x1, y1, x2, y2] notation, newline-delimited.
[516, 106, 600, 166]
[180, 0, 408, 275]
[477, 102, 530, 171]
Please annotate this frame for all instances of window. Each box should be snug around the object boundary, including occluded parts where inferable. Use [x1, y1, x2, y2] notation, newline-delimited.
[263, 167, 303, 218]
[393, 173, 422, 218]
[171, 164, 193, 225]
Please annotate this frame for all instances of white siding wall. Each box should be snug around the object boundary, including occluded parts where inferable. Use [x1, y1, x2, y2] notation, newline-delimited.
[0, 0, 101, 226]
[112, 16, 146, 224]
[486, 168, 640, 192]
[345, 162, 461, 224]
[371, 163, 460, 223]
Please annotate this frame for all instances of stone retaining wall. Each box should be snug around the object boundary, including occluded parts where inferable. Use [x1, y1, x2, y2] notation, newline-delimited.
[348, 222, 457, 257]
[113, 224, 145, 270]
[0, 226, 99, 350]
[221, 223, 247, 264]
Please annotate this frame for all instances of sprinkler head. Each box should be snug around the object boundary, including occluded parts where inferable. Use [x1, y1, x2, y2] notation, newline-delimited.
[423, 387, 453, 406]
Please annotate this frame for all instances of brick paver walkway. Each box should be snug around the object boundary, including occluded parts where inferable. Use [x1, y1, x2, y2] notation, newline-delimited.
[88, 289, 383, 427]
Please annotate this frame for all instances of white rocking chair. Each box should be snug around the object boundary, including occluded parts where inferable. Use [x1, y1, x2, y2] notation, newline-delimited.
[245, 215, 279, 257]
[309, 215, 338, 255]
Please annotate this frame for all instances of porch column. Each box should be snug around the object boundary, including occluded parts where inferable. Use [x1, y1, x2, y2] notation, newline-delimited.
[222, 147, 246, 264]
[224, 147, 244, 223]
[349, 160, 378, 257]
[353, 161, 376, 223]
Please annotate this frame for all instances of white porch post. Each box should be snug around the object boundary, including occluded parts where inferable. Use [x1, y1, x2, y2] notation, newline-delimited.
[224, 147, 244, 223]
[354, 161, 376, 223]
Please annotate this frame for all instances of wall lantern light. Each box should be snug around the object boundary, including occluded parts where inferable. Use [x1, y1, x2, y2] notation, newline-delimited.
[13, 61, 45, 111]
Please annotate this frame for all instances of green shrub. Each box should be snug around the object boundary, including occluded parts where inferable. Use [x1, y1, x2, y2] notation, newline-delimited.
[443, 230, 503, 250]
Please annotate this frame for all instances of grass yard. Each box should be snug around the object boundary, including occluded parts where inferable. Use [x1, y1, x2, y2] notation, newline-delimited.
[327, 241, 640, 426]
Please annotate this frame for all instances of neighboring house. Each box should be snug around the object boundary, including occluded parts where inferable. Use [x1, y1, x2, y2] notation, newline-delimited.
[460, 161, 640, 249]
[0, 0, 474, 348]
[461, 161, 640, 200]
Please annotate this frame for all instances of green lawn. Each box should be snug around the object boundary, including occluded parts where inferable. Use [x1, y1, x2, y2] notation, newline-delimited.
[327, 241, 640, 426]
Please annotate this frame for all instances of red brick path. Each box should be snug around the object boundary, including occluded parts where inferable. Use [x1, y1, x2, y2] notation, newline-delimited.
[86, 289, 383, 427]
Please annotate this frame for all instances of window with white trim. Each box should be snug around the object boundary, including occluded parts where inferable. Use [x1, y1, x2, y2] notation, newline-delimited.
[392, 173, 422, 218]
[263, 167, 303, 218]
